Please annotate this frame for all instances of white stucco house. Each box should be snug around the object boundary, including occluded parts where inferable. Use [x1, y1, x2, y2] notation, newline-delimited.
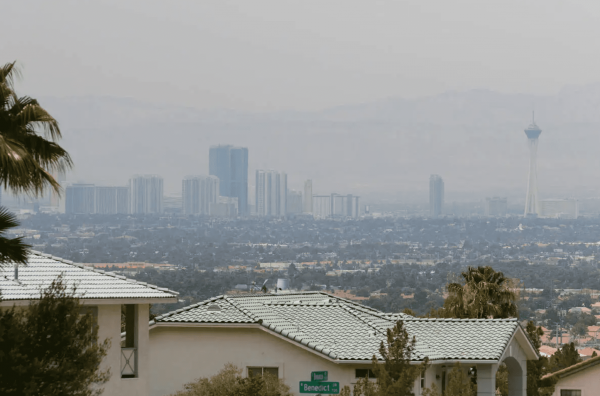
[148, 291, 538, 396]
[0, 252, 178, 396]
[545, 354, 600, 396]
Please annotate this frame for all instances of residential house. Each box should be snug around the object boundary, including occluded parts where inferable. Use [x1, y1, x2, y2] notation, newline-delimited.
[545, 354, 600, 396]
[587, 325, 600, 340]
[147, 291, 538, 396]
[568, 307, 591, 315]
[0, 252, 178, 395]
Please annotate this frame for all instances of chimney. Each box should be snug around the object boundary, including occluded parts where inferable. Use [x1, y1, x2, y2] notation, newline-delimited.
[14, 263, 18, 280]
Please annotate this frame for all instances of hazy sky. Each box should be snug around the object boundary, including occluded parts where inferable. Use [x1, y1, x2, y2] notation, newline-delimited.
[4, 0, 600, 111]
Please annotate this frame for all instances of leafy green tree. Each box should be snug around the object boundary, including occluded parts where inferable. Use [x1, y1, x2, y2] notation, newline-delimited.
[421, 363, 475, 396]
[496, 364, 508, 396]
[549, 343, 581, 372]
[445, 363, 476, 396]
[170, 363, 291, 396]
[339, 386, 352, 396]
[445, 266, 518, 319]
[355, 321, 428, 396]
[525, 321, 556, 396]
[421, 383, 440, 396]
[571, 321, 587, 338]
[0, 61, 72, 264]
[0, 276, 110, 395]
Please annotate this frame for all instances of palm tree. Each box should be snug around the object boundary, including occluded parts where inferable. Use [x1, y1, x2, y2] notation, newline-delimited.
[0, 61, 73, 265]
[444, 266, 518, 319]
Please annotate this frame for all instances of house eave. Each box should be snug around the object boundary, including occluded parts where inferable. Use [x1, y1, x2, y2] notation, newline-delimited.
[149, 321, 507, 365]
[0, 297, 178, 306]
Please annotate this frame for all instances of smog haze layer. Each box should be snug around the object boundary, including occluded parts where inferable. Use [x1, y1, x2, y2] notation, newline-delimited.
[4, 0, 600, 201]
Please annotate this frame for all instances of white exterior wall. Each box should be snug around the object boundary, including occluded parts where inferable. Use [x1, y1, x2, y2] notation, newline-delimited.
[552, 362, 600, 396]
[97, 304, 150, 396]
[149, 326, 388, 396]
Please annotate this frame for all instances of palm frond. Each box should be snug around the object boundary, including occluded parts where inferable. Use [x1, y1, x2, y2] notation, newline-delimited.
[0, 207, 29, 265]
[0, 61, 72, 196]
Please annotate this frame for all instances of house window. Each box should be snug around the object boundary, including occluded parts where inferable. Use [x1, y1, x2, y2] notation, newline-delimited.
[560, 391, 581, 396]
[420, 370, 425, 393]
[248, 367, 279, 378]
[355, 369, 377, 379]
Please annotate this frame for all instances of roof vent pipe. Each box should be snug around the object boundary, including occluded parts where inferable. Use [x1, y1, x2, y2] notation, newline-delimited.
[14, 263, 18, 280]
[276, 279, 290, 291]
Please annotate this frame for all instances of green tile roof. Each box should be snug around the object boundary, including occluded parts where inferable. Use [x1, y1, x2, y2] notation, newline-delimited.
[154, 291, 521, 362]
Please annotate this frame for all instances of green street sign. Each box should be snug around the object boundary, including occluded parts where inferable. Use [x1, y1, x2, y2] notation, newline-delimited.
[299, 381, 339, 394]
[311, 371, 328, 381]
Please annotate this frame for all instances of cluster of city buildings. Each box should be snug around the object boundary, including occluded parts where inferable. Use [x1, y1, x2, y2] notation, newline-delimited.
[59, 145, 361, 218]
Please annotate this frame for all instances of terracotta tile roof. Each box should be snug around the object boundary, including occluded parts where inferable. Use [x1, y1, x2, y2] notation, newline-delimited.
[154, 291, 523, 362]
[539, 345, 557, 357]
[578, 347, 600, 357]
[0, 252, 178, 302]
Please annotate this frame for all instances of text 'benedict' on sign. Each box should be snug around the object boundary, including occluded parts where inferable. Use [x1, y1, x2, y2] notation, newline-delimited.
[299, 381, 340, 394]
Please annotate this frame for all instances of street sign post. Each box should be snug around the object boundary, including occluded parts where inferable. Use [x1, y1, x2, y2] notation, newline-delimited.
[311, 371, 328, 382]
[299, 381, 339, 394]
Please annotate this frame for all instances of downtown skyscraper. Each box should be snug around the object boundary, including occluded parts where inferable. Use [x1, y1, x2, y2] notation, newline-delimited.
[429, 175, 444, 217]
[255, 170, 287, 217]
[129, 175, 164, 214]
[303, 179, 313, 214]
[65, 184, 95, 214]
[209, 145, 248, 215]
[182, 175, 219, 215]
[95, 186, 129, 214]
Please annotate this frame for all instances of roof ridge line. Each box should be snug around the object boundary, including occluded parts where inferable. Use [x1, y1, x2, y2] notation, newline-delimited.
[225, 291, 322, 299]
[259, 320, 332, 359]
[341, 305, 388, 337]
[154, 295, 224, 321]
[223, 296, 260, 322]
[319, 291, 382, 312]
[401, 317, 519, 322]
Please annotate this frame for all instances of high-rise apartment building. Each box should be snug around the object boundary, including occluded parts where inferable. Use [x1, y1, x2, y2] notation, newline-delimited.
[303, 180, 313, 214]
[313, 195, 331, 218]
[287, 190, 303, 215]
[129, 175, 163, 214]
[182, 175, 219, 215]
[330, 193, 360, 218]
[65, 184, 95, 214]
[255, 170, 287, 217]
[209, 145, 248, 215]
[485, 197, 508, 217]
[95, 186, 129, 214]
[50, 170, 67, 208]
[429, 175, 444, 217]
